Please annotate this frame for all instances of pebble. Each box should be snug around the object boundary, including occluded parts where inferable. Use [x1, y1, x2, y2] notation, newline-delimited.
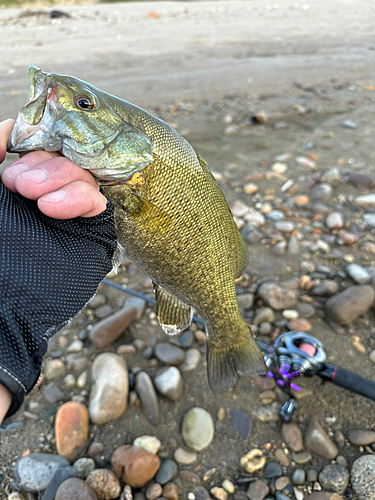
[43, 383, 65, 403]
[355, 193, 375, 208]
[55, 401, 89, 461]
[275, 221, 295, 233]
[258, 389, 276, 404]
[244, 182, 258, 194]
[240, 449, 266, 473]
[63, 374, 76, 387]
[346, 263, 371, 283]
[162, 483, 179, 500]
[73, 457, 95, 479]
[193, 487, 210, 500]
[296, 156, 316, 169]
[281, 422, 303, 451]
[111, 444, 160, 487]
[94, 304, 113, 319]
[347, 429, 375, 445]
[253, 307, 275, 325]
[363, 213, 375, 227]
[275, 477, 290, 490]
[266, 210, 285, 221]
[258, 283, 298, 310]
[292, 451, 312, 465]
[210, 488, 228, 500]
[222, 480, 235, 494]
[86, 469, 122, 500]
[282, 309, 299, 320]
[274, 448, 290, 467]
[304, 417, 338, 459]
[154, 366, 183, 401]
[296, 303, 316, 318]
[319, 464, 349, 494]
[133, 435, 161, 455]
[246, 479, 269, 500]
[67, 339, 84, 353]
[334, 430, 345, 447]
[305, 494, 341, 500]
[173, 447, 197, 465]
[292, 468, 306, 485]
[15, 454, 69, 492]
[155, 459, 178, 484]
[230, 409, 252, 439]
[294, 195, 310, 206]
[263, 461, 282, 479]
[272, 162, 288, 174]
[325, 212, 343, 230]
[55, 477, 98, 500]
[320, 167, 341, 186]
[66, 354, 88, 371]
[180, 348, 201, 371]
[311, 183, 332, 202]
[146, 484, 163, 500]
[288, 318, 312, 332]
[77, 371, 88, 388]
[369, 350, 375, 363]
[135, 371, 160, 425]
[250, 402, 281, 422]
[88, 442, 104, 458]
[89, 353, 128, 425]
[41, 466, 77, 500]
[325, 285, 375, 324]
[177, 330, 194, 348]
[351, 454, 375, 500]
[182, 407, 214, 451]
[340, 119, 357, 128]
[44, 359, 66, 380]
[237, 293, 255, 310]
[154, 343, 185, 365]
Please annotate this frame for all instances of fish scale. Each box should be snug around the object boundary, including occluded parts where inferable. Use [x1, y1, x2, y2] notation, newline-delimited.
[8, 65, 265, 392]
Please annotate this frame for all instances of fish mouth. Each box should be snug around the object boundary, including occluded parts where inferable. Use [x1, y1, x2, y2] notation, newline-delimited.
[7, 65, 63, 153]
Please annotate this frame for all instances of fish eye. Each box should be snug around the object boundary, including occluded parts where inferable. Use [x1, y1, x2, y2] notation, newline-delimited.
[74, 94, 96, 110]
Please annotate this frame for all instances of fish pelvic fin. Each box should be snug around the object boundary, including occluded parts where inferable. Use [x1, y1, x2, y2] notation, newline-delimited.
[154, 283, 193, 335]
[207, 325, 266, 392]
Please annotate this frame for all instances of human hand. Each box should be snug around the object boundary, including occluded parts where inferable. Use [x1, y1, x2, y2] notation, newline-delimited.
[0, 119, 118, 420]
[0, 119, 107, 218]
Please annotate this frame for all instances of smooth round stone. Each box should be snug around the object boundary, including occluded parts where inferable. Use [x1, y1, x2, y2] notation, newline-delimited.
[292, 451, 312, 465]
[182, 407, 214, 451]
[155, 459, 178, 485]
[325, 285, 375, 325]
[351, 454, 375, 500]
[133, 435, 161, 454]
[210, 487, 227, 500]
[154, 343, 185, 365]
[246, 479, 269, 500]
[177, 330, 194, 348]
[86, 469, 121, 500]
[288, 318, 312, 332]
[163, 483, 179, 500]
[222, 480, 235, 494]
[257, 283, 298, 310]
[319, 464, 349, 494]
[41, 466, 77, 500]
[311, 183, 332, 201]
[287, 235, 300, 255]
[369, 350, 375, 364]
[258, 322, 272, 335]
[67, 340, 84, 353]
[272, 240, 287, 255]
[275, 476, 290, 491]
[355, 193, 375, 208]
[292, 469, 306, 485]
[304, 417, 338, 459]
[275, 221, 295, 233]
[55, 477, 98, 500]
[146, 483, 163, 500]
[347, 429, 375, 445]
[15, 454, 69, 492]
[253, 307, 275, 325]
[250, 402, 281, 422]
[173, 447, 197, 465]
[237, 293, 255, 310]
[363, 213, 375, 227]
[266, 210, 285, 221]
[263, 461, 282, 479]
[274, 448, 290, 467]
[88, 442, 104, 458]
[89, 353, 128, 425]
[135, 371, 160, 425]
[111, 445, 160, 488]
[154, 367, 183, 401]
[43, 384, 65, 404]
[272, 162, 288, 174]
[334, 430, 345, 447]
[55, 401, 89, 461]
[346, 263, 371, 284]
[336, 455, 348, 467]
[44, 359, 66, 380]
[296, 303, 316, 318]
[180, 348, 201, 372]
[73, 458, 95, 479]
[282, 309, 299, 320]
[66, 354, 88, 371]
[320, 166, 341, 186]
[325, 212, 344, 230]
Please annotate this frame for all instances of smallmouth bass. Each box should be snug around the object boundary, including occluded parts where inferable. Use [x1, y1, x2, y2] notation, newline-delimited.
[8, 66, 265, 391]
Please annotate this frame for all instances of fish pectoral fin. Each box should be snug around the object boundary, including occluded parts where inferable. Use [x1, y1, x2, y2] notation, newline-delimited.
[111, 241, 127, 274]
[154, 283, 193, 335]
[207, 325, 266, 392]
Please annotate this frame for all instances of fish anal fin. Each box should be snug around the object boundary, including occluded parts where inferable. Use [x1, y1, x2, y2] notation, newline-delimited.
[154, 283, 192, 336]
[207, 325, 266, 392]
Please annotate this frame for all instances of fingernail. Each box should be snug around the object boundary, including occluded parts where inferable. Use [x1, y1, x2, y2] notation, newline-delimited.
[20, 169, 48, 183]
[5, 163, 29, 180]
[41, 189, 67, 203]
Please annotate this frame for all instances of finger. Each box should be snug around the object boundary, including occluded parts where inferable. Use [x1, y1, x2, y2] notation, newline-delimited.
[4, 155, 100, 197]
[0, 119, 16, 164]
[38, 180, 108, 219]
[2, 151, 61, 193]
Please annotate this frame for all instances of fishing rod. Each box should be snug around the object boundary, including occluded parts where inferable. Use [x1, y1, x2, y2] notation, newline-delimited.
[101, 279, 375, 422]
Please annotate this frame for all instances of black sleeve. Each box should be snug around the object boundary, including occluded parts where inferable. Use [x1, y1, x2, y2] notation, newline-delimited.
[0, 179, 118, 417]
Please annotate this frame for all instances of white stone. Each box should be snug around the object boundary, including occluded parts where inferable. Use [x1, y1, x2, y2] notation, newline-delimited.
[180, 348, 201, 372]
[133, 435, 161, 454]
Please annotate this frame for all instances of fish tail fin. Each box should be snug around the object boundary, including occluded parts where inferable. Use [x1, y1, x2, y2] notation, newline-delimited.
[207, 325, 266, 392]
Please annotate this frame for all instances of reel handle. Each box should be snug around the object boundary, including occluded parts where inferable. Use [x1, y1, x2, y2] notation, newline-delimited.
[318, 364, 375, 401]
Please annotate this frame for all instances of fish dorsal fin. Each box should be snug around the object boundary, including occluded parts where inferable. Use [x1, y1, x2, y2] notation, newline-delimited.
[153, 283, 193, 335]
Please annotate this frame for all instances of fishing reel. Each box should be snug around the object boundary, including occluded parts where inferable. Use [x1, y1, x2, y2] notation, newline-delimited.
[263, 331, 327, 422]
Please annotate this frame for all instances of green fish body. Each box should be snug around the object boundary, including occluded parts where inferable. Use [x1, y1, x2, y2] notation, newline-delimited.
[8, 66, 265, 391]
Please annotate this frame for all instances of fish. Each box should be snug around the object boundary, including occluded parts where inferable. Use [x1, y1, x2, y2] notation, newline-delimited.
[7, 65, 266, 392]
